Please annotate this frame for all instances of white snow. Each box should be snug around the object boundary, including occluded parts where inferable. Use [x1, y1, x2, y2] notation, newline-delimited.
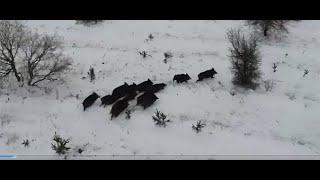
[1, 20, 320, 159]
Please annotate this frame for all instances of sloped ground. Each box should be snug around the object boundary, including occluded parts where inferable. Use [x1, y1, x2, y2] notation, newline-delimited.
[1, 20, 320, 159]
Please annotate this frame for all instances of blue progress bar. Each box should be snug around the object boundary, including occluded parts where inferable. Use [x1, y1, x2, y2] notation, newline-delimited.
[0, 154, 16, 158]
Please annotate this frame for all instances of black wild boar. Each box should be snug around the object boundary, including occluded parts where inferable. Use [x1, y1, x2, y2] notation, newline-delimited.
[137, 79, 154, 92]
[123, 91, 138, 101]
[142, 84, 158, 93]
[122, 83, 138, 101]
[127, 83, 137, 94]
[100, 94, 118, 107]
[144, 83, 167, 93]
[112, 83, 129, 99]
[173, 74, 191, 83]
[137, 93, 159, 109]
[153, 83, 167, 91]
[110, 99, 129, 119]
[197, 68, 217, 82]
[83, 92, 100, 111]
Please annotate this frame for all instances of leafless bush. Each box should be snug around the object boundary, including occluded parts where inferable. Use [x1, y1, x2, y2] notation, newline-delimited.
[192, 120, 206, 133]
[152, 109, 170, 127]
[227, 28, 261, 89]
[51, 132, 71, 155]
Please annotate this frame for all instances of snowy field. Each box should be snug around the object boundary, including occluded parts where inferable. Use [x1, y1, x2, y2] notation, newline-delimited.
[1, 20, 320, 159]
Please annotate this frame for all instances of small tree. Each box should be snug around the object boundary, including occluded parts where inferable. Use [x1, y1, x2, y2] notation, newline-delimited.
[227, 28, 261, 89]
[246, 20, 290, 38]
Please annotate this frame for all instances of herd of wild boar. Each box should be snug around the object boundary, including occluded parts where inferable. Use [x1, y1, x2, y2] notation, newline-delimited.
[82, 68, 218, 119]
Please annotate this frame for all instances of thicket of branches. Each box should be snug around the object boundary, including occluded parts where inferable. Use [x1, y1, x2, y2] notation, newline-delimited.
[227, 28, 261, 89]
[0, 21, 26, 82]
[0, 20, 71, 87]
[246, 20, 291, 38]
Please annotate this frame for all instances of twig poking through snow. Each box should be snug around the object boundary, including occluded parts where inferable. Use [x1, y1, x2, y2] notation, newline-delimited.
[88, 66, 96, 82]
[22, 139, 30, 147]
[273, 63, 277, 72]
[303, 69, 309, 77]
[51, 132, 71, 155]
[152, 109, 170, 127]
[192, 120, 206, 133]
[138, 51, 152, 58]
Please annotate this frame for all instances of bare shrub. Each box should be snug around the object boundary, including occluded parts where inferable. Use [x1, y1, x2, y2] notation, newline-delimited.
[152, 109, 170, 127]
[192, 120, 206, 133]
[51, 132, 71, 155]
[227, 28, 261, 89]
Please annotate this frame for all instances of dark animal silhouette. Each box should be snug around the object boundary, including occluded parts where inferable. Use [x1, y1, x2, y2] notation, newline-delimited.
[127, 83, 137, 94]
[112, 83, 129, 99]
[173, 74, 191, 83]
[153, 83, 167, 92]
[197, 68, 218, 82]
[110, 99, 129, 119]
[123, 91, 138, 101]
[83, 92, 100, 111]
[100, 94, 118, 107]
[137, 79, 154, 92]
[137, 93, 159, 109]
[144, 83, 167, 93]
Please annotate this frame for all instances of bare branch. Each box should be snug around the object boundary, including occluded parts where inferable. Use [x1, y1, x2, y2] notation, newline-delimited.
[22, 33, 71, 86]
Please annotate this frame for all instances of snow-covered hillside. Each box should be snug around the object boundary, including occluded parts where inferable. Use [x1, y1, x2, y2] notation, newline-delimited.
[1, 20, 320, 159]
